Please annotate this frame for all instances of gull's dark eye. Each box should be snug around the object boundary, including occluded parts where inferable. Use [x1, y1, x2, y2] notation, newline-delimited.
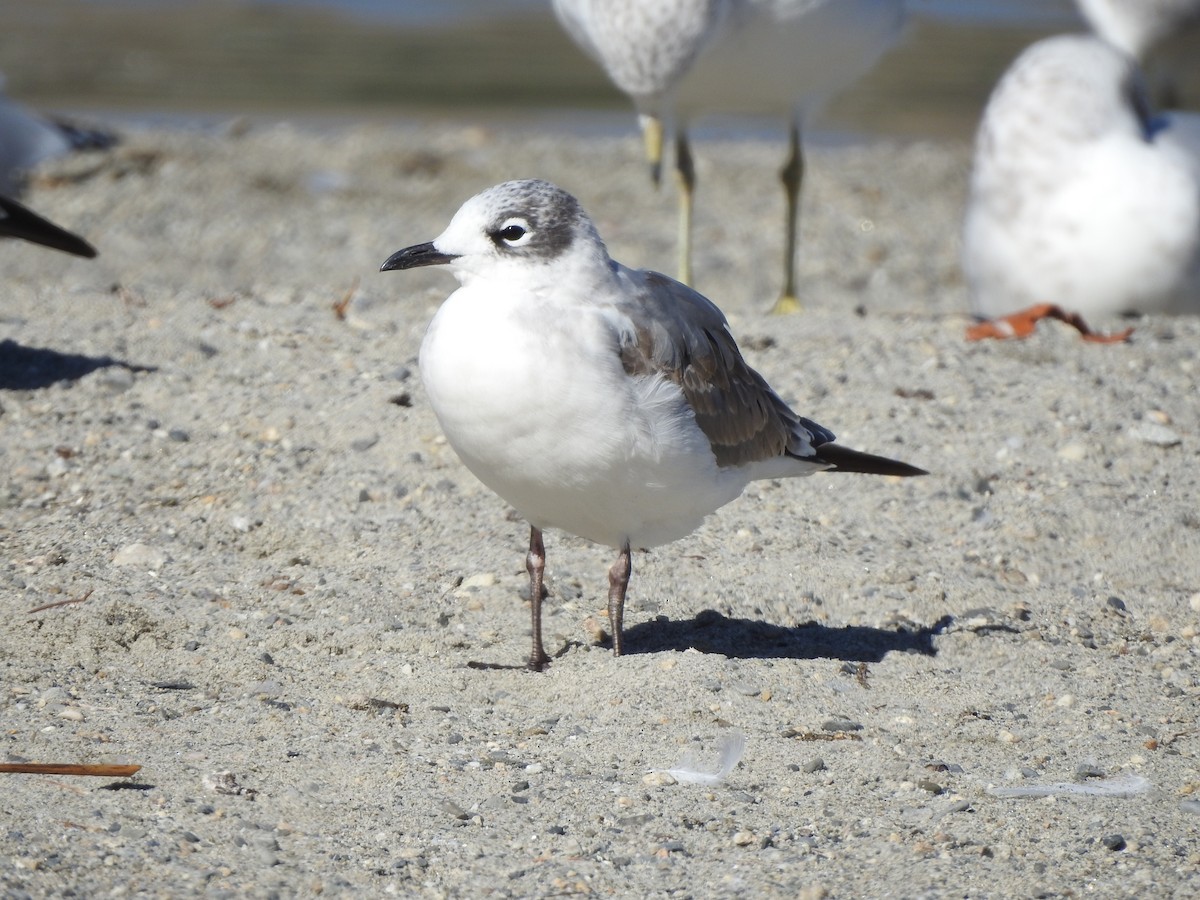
[492, 217, 533, 248]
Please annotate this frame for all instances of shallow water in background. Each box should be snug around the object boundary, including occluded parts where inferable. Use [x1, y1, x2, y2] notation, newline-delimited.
[0, 0, 1196, 139]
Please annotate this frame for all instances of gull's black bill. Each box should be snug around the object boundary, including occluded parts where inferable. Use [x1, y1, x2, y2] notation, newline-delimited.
[380, 242, 456, 272]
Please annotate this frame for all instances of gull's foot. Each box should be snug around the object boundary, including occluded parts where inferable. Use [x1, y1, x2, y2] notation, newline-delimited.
[769, 294, 802, 315]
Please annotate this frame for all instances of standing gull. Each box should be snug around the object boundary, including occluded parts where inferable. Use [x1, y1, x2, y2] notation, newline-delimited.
[552, 0, 905, 312]
[962, 33, 1200, 335]
[0, 194, 96, 258]
[381, 179, 925, 671]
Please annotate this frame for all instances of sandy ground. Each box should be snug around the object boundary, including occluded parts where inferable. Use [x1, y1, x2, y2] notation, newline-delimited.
[1, 119, 1198, 898]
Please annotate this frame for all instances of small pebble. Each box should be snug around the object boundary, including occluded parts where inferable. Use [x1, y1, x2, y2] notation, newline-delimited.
[1101, 833, 1126, 851]
[460, 573, 497, 590]
[583, 617, 608, 644]
[1057, 442, 1088, 461]
[111, 543, 167, 569]
[1128, 423, 1181, 447]
[442, 801, 470, 821]
[821, 718, 862, 732]
[98, 369, 135, 394]
[960, 607, 1003, 629]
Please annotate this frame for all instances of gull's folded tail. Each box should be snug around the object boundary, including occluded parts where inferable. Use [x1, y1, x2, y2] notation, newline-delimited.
[813, 443, 928, 477]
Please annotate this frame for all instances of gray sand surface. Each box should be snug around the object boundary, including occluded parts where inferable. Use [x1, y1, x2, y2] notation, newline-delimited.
[1, 121, 1198, 897]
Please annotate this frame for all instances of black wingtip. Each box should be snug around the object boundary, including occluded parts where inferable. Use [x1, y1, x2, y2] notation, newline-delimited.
[813, 443, 928, 477]
[0, 195, 97, 258]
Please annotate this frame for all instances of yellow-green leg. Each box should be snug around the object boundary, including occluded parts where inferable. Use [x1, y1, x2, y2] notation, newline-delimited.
[674, 130, 696, 287]
[770, 120, 803, 314]
[639, 113, 665, 187]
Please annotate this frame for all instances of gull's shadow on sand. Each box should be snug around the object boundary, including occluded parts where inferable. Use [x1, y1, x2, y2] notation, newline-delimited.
[624, 610, 954, 662]
[0, 339, 155, 390]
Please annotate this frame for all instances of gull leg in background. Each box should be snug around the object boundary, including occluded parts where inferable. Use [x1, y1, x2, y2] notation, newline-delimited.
[772, 120, 804, 314]
[641, 113, 665, 188]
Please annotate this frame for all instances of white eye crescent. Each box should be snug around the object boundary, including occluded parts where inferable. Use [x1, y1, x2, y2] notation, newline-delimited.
[495, 218, 533, 247]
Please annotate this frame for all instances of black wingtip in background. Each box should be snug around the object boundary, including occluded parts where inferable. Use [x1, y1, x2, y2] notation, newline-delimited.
[0, 195, 97, 259]
[813, 442, 928, 477]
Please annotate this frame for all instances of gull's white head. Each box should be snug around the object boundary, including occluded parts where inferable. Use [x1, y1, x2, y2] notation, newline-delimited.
[380, 179, 610, 287]
[976, 34, 1148, 172]
[1075, 0, 1200, 58]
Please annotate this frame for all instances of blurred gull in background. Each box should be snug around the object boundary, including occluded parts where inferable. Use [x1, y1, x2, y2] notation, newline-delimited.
[0, 75, 117, 197]
[961, 32, 1200, 338]
[553, 0, 905, 312]
[1074, 0, 1200, 59]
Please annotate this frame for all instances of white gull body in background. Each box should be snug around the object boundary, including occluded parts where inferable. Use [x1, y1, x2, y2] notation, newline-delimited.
[962, 33, 1200, 321]
[552, 0, 905, 311]
[0, 86, 73, 197]
[0, 76, 118, 196]
[381, 179, 924, 670]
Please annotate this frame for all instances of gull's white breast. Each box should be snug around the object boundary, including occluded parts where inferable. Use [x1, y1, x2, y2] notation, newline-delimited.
[419, 280, 750, 549]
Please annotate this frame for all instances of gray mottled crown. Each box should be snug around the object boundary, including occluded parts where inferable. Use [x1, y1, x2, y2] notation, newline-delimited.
[475, 179, 595, 260]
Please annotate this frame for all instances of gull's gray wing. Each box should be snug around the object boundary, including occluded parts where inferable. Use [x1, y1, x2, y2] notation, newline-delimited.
[612, 268, 833, 468]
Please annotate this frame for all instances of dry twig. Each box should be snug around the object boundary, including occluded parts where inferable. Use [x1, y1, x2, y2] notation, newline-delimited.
[0, 763, 141, 777]
[28, 589, 94, 615]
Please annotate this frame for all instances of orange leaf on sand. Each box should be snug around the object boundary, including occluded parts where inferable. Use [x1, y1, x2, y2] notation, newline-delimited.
[966, 304, 1134, 344]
